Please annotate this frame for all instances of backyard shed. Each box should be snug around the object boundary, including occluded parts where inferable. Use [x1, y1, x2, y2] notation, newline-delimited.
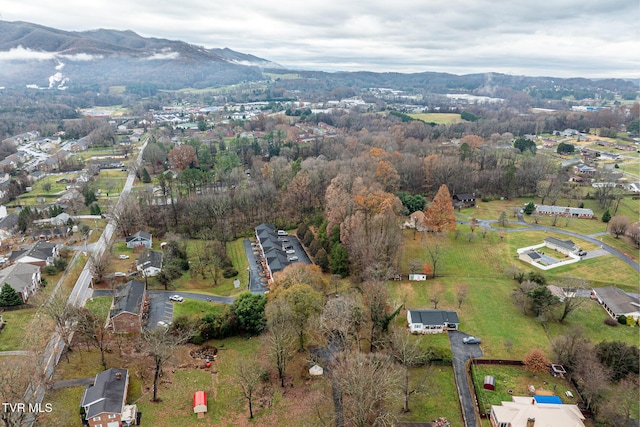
[483, 375, 496, 391]
[193, 391, 207, 418]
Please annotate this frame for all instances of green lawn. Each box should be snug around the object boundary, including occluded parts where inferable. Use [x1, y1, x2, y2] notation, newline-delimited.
[173, 299, 226, 320]
[395, 365, 461, 425]
[470, 364, 578, 414]
[0, 307, 39, 351]
[85, 296, 113, 322]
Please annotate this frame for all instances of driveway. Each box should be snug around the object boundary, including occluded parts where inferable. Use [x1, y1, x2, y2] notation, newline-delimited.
[449, 330, 483, 427]
[90, 289, 235, 331]
[244, 238, 269, 293]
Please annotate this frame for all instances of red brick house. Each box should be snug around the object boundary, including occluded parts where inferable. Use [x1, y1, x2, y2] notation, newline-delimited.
[107, 280, 147, 334]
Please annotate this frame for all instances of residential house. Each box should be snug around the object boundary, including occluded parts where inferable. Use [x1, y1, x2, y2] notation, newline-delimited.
[534, 205, 593, 219]
[68, 138, 90, 152]
[591, 286, 640, 323]
[452, 194, 476, 208]
[107, 280, 147, 333]
[625, 182, 640, 194]
[31, 227, 69, 241]
[136, 250, 163, 277]
[126, 231, 152, 249]
[407, 309, 459, 334]
[9, 241, 60, 267]
[573, 163, 596, 176]
[402, 211, 428, 232]
[544, 237, 578, 255]
[0, 213, 18, 233]
[490, 396, 585, 427]
[81, 368, 138, 427]
[0, 263, 41, 303]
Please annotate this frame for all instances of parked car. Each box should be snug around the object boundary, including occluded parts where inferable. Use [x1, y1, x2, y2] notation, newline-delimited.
[285, 249, 296, 255]
[157, 320, 172, 328]
[578, 250, 587, 256]
[118, 255, 130, 260]
[463, 336, 481, 344]
[277, 230, 288, 236]
[169, 295, 184, 302]
[114, 272, 127, 277]
[288, 256, 299, 262]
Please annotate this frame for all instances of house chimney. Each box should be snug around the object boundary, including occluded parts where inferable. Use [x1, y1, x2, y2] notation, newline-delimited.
[115, 372, 122, 380]
[526, 418, 535, 427]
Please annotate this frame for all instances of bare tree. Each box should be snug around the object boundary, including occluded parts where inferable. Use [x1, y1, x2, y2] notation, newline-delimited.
[234, 356, 265, 419]
[74, 307, 109, 369]
[554, 278, 588, 322]
[90, 250, 111, 284]
[363, 281, 402, 352]
[112, 193, 143, 237]
[424, 235, 445, 279]
[389, 328, 430, 413]
[551, 327, 591, 375]
[38, 292, 78, 360]
[608, 215, 630, 238]
[265, 298, 296, 387]
[142, 326, 192, 402]
[320, 295, 364, 352]
[332, 350, 401, 427]
[429, 283, 444, 309]
[573, 350, 611, 411]
[455, 283, 469, 308]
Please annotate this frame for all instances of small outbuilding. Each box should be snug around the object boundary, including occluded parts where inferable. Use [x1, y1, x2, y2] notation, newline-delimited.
[483, 375, 496, 391]
[309, 364, 324, 376]
[193, 391, 207, 418]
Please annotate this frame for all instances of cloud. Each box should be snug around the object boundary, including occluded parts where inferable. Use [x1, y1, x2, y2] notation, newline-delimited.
[59, 53, 103, 61]
[144, 51, 180, 60]
[2, 0, 639, 78]
[0, 46, 57, 61]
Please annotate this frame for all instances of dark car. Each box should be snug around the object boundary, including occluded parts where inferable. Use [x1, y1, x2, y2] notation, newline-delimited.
[463, 336, 481, 344]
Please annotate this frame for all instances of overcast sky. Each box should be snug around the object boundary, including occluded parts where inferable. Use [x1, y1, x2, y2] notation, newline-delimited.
[3, 0, 639, 79]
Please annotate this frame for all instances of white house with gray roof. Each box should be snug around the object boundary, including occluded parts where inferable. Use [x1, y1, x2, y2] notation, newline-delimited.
[407, 309, 459, 334]
[534, 204, 593, 219]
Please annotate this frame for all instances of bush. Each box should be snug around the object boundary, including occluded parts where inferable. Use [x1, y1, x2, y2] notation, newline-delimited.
[481, 196, 492, 202]
[523, 349, 550, 373]
[223, 268, 238, 278]
[527, 271, 546, 285]
[44, 265, 58, 275]
[604, 317, 619, 327]
[617, 315, 627, 325]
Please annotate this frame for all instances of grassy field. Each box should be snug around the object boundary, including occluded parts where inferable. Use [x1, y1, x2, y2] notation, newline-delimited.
[408, 113, 463, 124]
[173, 299, 227, 320]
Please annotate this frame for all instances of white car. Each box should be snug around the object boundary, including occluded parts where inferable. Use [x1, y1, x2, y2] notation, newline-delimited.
[157, 320, 172, 328]
[277, 230, 288, 236]
[118, 255, 130, 260]
[288, 256, 299, 262]
[114, 272, 127, 277]
[169, 295, 184, 302]
[285, 249, 296, 255]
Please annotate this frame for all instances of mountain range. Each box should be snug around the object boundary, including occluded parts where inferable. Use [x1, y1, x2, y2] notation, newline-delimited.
[0, 20, 637, 97]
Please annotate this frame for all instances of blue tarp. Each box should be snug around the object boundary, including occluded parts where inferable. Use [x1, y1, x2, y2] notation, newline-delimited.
[534, 395, 562, 404]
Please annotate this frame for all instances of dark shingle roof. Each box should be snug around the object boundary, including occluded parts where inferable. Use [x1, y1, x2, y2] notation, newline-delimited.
[110, 280, 145, 318]
[9, 241, 57, 262]
[544, 237, 576, 250]
[408, 310, 459, 326]
[126, 230, 151, 243]
[81, 368, 128, 419]
[136, 250, 163, 270]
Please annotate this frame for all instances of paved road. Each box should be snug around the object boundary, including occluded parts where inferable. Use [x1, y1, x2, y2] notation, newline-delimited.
[244, 238, 268, 293]
[23, 140, 148, 426]
[449, 330, 483, 427]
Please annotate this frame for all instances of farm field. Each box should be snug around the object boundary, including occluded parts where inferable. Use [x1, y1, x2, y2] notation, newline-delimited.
[408, 113, 463, 124]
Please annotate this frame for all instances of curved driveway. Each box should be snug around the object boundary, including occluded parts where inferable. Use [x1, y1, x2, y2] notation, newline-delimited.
[459, 214, 639, 273]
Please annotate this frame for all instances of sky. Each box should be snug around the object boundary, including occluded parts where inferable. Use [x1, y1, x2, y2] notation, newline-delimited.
[2, 0, 639, 79]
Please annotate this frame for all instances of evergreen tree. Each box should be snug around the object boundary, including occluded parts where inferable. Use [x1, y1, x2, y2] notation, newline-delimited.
[602, 209, 611, 223]
[330, 243, 349, 277]
[523, 201, 536, 215]
[0, 283, 23, 306]
[90, 203, 102, 215]
[316, 248, 329, 272]
[141, 167, 152, 183]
